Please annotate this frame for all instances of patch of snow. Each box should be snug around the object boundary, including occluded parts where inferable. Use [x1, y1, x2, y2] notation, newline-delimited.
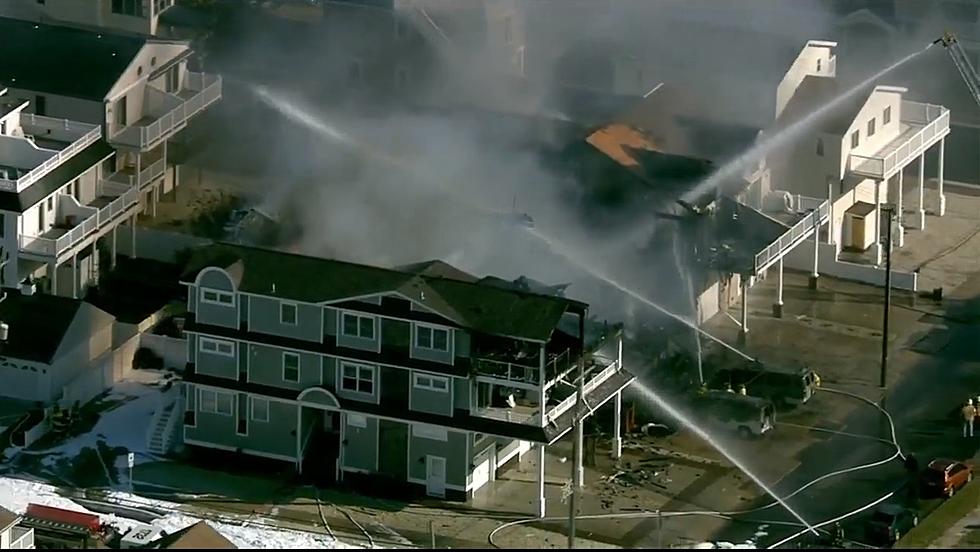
[0, 476, 357, 549]
[22, 380, 169, 473]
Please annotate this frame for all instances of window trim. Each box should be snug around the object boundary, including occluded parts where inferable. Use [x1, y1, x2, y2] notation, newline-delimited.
[339, 361, 376, 397]
[282, 351, 301, 383]
[850, 130, 860, 149]
[200, 287, 235, 307]
[215, 391, 233, 416]
[413, 372, 449, 393]
[867, 117, 876, 137]
[251, 396, 270, 422]
[340, 311, 376, 340]
[198, 388, 233, 416]
[200, 337, 235, 358]
[414, 323, 451, 353]
[883, 106, 892, 125]
[280, 301, 298, 325]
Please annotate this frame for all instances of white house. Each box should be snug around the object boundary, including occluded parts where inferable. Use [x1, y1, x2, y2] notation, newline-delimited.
[0, 17, 221, 219]
[747, 40, 950, 290]
[0, 89, 136, 297]
[0, 505, 33, 549]
[0, 0, 177, 36]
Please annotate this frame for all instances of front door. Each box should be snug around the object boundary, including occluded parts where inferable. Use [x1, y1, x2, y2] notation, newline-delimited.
[426, 456, 446, 498]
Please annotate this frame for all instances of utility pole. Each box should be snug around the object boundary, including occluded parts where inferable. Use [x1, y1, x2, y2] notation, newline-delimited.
[880, 205, 894, 408]
[568, 354, 585, 549]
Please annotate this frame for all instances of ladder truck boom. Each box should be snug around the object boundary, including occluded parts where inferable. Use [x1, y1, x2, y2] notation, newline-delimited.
[935, 31, 980, 109]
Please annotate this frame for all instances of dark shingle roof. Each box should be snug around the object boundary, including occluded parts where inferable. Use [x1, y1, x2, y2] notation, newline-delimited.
[0, 17, 146, 101]
[152, 521, 236, 549]
[0, 139, 115, 212]
[0, 505, 18, 531]
[182, 244, 583, 341]
[395, 259, 478, 283]
[0, 290, 85, 363]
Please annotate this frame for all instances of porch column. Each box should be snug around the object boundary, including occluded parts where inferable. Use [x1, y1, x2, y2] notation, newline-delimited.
[575, 422, 584, 488]
[938, 137, 946, 216]
[151, 184, 158, 218]
[295, 405, 303, 475]
[71, 252, 78, 299]
[612, 391, 622, 459]
[49, 260, 58, 295]
[874, 179, 883, 266]
[111, 226, 118, 269]
[918, 152, 926, 230]
[131, 214, 137, 258]
[536, 444, 546, 518]
[810, 213, 819, 290]
[897, 168, 905, 247]
[773, 258, 784, 318]
[826, 179, 834, 245]
[738, 277, 749, 346]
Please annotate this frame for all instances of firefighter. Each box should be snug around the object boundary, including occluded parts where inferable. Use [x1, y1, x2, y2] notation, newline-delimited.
[964, 399, 977, 437]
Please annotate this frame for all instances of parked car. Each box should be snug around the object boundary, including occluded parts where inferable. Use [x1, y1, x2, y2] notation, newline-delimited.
[920, 459, 972, 498]
[864, 504, 918, 544]
[691, 390, 775, 439]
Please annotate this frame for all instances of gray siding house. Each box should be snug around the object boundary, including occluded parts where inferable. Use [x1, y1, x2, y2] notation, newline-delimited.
[179, 244, 632, 508]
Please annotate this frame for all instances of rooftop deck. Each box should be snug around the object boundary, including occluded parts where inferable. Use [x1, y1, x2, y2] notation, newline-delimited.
[0, 114, 101, 193]
[849, 101, 951, 181]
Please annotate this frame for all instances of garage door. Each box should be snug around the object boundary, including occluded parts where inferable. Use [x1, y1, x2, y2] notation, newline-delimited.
[472, 446, 493, 493]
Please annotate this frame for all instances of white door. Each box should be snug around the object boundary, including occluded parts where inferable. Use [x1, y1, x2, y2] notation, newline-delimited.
[471, 447, 493, 493]
[426, 456, 446, 498]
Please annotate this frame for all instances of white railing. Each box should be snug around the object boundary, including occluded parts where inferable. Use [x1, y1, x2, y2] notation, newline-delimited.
[544, 359, 621, 425]
[9, 526, 34, 549]
[111, 72, 222, 149]
[108, 157, 166, 189]
[754, 198, 830, 275]
[849, 102, 950, 179]
[470, 406, 539, 425]
[0, 117, 101, 192]
[19, 185, 139, 257]
[473, 358, 540, 385]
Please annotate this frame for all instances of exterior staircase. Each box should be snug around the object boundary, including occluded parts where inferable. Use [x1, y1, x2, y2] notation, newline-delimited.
[146, 395, 183, 456]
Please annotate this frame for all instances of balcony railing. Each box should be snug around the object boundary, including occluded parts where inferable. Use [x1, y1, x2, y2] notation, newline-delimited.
[544, 360, 621, 425]
[754, 197, 830, 274]
[109, 157, 166, 189]
[849, 102, 950, 179]
[0, 116, 101, 192]
[111, 72, 222, 150]
[9, 526, 34, 549]
[472, 358, 540, 386]
[19, 184, 139, 257]
[470, 406, 539, 425]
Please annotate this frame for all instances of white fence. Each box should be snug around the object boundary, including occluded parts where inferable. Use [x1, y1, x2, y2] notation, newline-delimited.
[141, 332, 187, 370]
[783, 239, 918, 290]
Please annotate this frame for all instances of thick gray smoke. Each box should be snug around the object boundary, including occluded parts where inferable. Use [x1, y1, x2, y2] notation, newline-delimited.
[197, 0, 849, 324]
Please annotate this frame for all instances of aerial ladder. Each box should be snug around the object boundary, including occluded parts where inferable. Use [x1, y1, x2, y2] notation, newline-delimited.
[934, 32, 980, 108]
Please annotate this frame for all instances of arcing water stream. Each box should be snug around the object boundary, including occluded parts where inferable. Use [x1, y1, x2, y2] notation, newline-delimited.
[632, 382, 816, 535]
[671, 232, 705, 384]
[681, 44, 934, 204]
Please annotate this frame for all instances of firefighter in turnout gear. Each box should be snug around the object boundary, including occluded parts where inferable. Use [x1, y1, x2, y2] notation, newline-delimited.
[964, 399, 977, 437]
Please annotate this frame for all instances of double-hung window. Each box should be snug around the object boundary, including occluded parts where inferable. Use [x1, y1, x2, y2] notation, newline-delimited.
[341, 312, 375, 340]
[283, 352, 300, 383]
[340, 362, 375, 396]
[415, 324, 449, 351]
